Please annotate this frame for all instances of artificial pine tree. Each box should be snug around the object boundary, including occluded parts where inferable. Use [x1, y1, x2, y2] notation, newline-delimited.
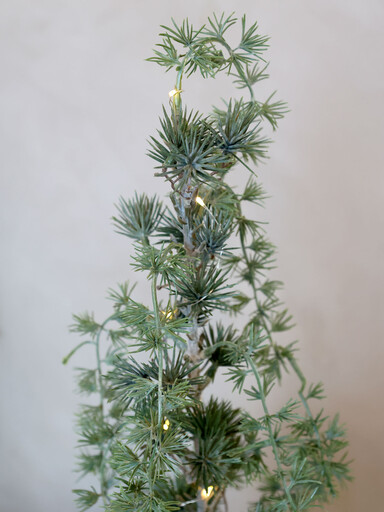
[65, 13, 351, 512]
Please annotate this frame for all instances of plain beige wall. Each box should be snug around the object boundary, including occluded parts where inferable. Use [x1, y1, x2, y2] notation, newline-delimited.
[1, 1, 383, 511]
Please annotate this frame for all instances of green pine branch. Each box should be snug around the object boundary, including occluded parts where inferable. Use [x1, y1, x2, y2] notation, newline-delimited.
[65, 12, 351, 512]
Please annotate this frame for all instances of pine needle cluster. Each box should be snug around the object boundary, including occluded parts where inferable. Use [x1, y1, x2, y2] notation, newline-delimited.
[65, 13, 351, 512]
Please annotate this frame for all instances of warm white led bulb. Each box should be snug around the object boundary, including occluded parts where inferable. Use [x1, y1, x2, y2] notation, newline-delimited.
[168, 89, 179, 98]
[161, 309, 176, 320]
[162, 418, 170, 431]
[201, 486, 214, 500]
[195, 196, 205, 207]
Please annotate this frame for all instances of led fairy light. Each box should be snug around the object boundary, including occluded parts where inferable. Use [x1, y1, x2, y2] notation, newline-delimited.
[160, 309, 177, 320]
[195, 195, 206, 208]
[201, 486, 214, 500]
[168, 88, 182, 110]
[195, 195, 215, 222]
[168, 88, 181, 98]
[162, 418, 170, 431]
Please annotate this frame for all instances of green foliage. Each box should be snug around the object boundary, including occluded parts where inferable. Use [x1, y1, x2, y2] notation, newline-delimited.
[70, 312, 101, 339]
[131, 242, 188, 285]
[173, 263, 233, 315]
[148, 108, 232, 185]
[113, 193, 164, 242]
[76, 452, 103, 478]
[213, 99, 270, 163]
[73, 488, 100, 512]
[181, 398, 247, 488]
[109, 352, 199, 409]
[66, 12, 351, 512]
[76, 368, 98, 395]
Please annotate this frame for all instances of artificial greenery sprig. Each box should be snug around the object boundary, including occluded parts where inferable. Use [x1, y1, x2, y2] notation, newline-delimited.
[65, 13, 351, 512]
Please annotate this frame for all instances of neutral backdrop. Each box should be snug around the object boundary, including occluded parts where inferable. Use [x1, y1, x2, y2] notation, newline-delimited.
[1, 1, 383, 511]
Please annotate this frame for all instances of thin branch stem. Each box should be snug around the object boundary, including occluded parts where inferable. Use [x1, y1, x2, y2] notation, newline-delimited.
[94, 314, 117, 503]
[240, 225, 324, 449]
[245, 354, 297, 511]
[151, 273, 164, 436]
